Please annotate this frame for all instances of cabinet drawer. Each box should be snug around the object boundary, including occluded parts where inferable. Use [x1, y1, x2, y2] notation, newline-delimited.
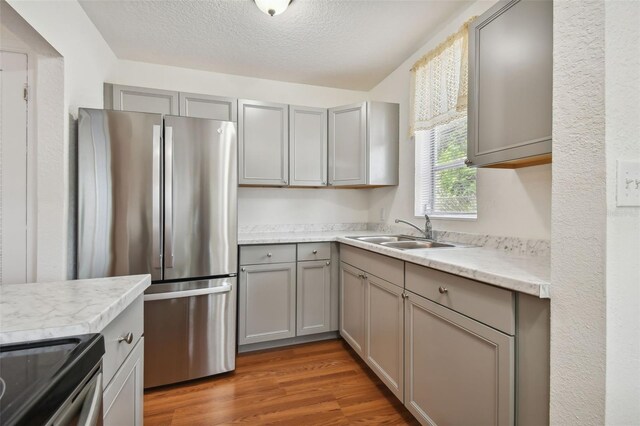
[405, 263, 515, 335]
[340, 244, 403, 287]
[240, 244, 296, 265]
[297, 242, 330, 261]
[102, 296, 144, 387]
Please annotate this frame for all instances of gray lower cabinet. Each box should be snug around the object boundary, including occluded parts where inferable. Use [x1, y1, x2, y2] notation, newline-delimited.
[238, 99, 289, 186]
[104, 83, 179, 115]
[467, 0, 552, 168]
[328, 101, 399, 186]
[103, 337, 144, 426]
[239, 262, 296, 344]
[365, 274, 404, 401]
[404, 292, 514, 426]
[179, 92, 237, 121]
[297, 260, 331, 336]
[339, 262, 366, 357]
[289, 105, 327, 187]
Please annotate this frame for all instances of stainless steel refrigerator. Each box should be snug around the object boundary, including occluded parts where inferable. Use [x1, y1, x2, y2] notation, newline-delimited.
[77, 108, 237, 388]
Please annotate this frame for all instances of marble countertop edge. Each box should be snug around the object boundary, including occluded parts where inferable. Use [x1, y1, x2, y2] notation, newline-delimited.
[0, 274, 151, 345]
[238, 231, 550, 299]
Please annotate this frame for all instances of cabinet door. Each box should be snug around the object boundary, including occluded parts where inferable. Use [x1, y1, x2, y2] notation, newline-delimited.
[468, 0, 552, 167]
[289, 105, 327, 187]
[104, 337, 144, 426]
[238, 99, 289, 186]
[107, 84, 179, 115]
[239, 262, 296, 344]
[365, 275, 404, 401]
[297, 260, 331, 336]
[179, 92, 237, 121]
[328, 102, 367, 186]
[404, 293, 514, 426]
[339, 262, 366, 356]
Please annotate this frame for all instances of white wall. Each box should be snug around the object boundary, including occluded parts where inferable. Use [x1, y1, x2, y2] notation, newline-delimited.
[111, 59, 371, 227]
[366, 0, 552, 240]
[6, 0, 117, 281]
[551, 2, 607, 422]
[605, 1, 640, 423]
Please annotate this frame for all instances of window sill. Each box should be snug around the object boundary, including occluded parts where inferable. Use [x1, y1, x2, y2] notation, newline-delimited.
[415, 214, 477, 221]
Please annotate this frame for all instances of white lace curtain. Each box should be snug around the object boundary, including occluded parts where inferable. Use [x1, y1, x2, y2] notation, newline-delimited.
[409, 19, 474, 137]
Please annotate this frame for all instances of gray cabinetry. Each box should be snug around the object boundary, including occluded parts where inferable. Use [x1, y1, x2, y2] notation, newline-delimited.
[238, 99, 289, 186]
[103, 337, 144, 426]
[404, 292, 514, 426]
[104, 83, 179, 115]
[365, 274, 404, 401]
[468, 0, 552, 168]
[328, 101, 399, 186]
[339, 262, 366, 356]
[179, 92, 237, 121]
[239, 262, 296, 345]
[297, 260, 331, 336]
[101, 297, 144, 425]
[289, 105, 327, 187]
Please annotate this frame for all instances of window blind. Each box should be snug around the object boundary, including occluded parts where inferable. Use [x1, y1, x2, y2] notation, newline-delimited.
[412, 18, 477, 218]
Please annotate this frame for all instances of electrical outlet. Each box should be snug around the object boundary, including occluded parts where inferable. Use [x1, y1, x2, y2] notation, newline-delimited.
[617, 160, 640, 207]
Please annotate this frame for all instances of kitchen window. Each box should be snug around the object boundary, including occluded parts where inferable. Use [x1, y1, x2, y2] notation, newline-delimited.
[411, 19, 477, 218]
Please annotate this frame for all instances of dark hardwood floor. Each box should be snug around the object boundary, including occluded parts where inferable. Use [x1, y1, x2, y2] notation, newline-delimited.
[144, 339, 418, 425]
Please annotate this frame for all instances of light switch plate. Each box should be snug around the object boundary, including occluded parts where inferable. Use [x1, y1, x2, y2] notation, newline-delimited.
[617, 160, 640, 207]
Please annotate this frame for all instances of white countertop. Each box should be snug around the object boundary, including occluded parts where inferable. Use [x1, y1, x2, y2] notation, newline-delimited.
[239, 232, 550, 298]
[0, 274, 151, 345]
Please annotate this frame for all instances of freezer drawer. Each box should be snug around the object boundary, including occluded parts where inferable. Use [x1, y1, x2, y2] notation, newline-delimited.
[143, 277, 236, 388]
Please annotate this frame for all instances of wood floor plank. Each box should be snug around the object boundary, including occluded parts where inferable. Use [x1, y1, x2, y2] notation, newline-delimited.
[144, 339, 418, 425]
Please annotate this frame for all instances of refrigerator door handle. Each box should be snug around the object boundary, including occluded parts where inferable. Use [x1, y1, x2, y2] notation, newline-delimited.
[152, 125, 162, 269]
[165, 125, 175, 268]
[144, 283, 233, 301]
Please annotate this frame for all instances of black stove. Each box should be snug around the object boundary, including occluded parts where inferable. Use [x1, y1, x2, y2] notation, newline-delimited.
[0, 334, 104, 426]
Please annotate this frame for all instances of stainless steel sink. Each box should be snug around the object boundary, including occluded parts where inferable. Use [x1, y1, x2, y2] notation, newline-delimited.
[347, 235, 457, 250]
[354, 235, 415, 244]
[380, 240, 454, 250]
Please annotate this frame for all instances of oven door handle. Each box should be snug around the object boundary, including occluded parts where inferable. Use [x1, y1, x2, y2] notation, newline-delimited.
[78, 371, 103, 426]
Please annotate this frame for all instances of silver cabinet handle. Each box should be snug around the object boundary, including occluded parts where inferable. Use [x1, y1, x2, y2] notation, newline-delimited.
[152, 125, 162, 269]
[118, 332, 134, 344]
[438, 286, 448, 294]
[326, 261, 330, 266]
[312, 249, 318, 254]
[401, 292, 407, 299]
[464, 159, 473, 166]
[322, 180, 327, 185]
[267, 253, 272, 258]
[241, 267, 246, 272]
[165, 125, 175, 268]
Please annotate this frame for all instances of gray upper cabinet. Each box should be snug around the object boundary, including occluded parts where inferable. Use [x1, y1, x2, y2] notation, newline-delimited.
[328, 102, 399, 187]
[468, 0, 552, 168]
[238, 99, 289, 186]
[179, 92, 237, 121]
[328, 102, 366, 186]
[404, 292, 514, 426]
[289, 105, 327, 187]
[104, 83, 179, 115]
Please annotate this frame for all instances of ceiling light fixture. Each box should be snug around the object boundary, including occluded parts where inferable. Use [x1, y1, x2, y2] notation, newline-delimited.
[254, 0, 292, 17]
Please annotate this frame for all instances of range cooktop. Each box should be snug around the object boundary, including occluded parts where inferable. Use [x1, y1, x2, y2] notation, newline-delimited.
[0, 334, 104, 426]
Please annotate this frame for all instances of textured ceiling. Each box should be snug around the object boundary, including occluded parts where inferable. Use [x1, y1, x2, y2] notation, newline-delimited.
[79, 0, 472, 90]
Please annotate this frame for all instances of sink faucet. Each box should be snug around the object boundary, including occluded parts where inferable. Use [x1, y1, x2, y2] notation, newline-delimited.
[395, 214, 433, 240]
